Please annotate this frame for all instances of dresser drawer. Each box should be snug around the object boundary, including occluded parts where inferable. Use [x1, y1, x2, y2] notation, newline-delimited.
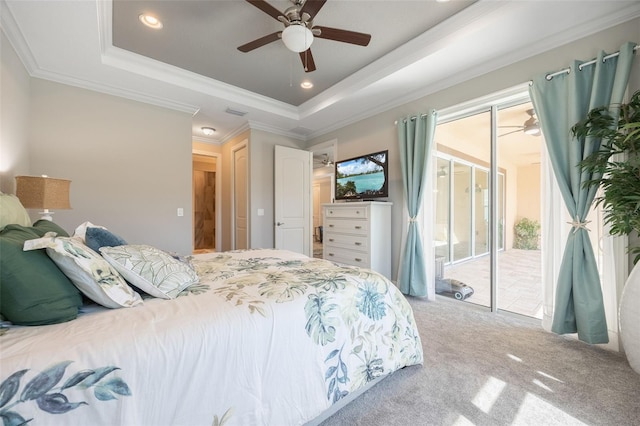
[323, 247, 370, 269]
[325, 205, 368, 219]
[324, 218, 368, 235]
[324, 232, 369, 251]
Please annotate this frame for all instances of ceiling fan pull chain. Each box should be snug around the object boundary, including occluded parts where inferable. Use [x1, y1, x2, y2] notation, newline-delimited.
[290, 53, 294, 87]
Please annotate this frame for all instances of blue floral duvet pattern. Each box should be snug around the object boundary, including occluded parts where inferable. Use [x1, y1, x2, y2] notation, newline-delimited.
[0, 249, 422, 426]
[193, 250, 424, 404]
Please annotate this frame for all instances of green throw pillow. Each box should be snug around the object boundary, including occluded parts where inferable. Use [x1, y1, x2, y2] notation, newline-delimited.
[0, 224, 82, 325]
[32, 219, 70, 237]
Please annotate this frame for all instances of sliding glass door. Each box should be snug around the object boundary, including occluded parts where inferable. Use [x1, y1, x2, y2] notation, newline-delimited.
[432, 99, 542, 318]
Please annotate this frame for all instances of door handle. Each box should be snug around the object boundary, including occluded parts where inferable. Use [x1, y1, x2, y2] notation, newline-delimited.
[276, 222, 284, 226]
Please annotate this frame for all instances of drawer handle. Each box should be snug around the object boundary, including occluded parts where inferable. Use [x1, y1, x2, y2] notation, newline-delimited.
[329, 210, 333, 214]
[354, 226, 362, 229]
[328, 253, 334, 257]
[329, 238, 334, 242]
[354, 242, 361, 246]
[355, 258, 362, 262]
[329, 224, 334, 227]
[356, 211, 360, 214]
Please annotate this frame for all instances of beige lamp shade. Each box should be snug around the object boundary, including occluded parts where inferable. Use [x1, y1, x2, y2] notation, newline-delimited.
[15, 176, 71, 210]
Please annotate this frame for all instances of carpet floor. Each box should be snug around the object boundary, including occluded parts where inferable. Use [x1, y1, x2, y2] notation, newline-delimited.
[320, 296, 640, 425]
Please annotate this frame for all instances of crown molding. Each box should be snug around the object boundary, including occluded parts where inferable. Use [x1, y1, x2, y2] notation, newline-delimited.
[29, 66, 200, 115]
[220, 122, 251, 145]
[305, 2, 640, 141]
[192, 136, 223, 145]
[1, 0, 38, 74]
[246, 120, 306, 141]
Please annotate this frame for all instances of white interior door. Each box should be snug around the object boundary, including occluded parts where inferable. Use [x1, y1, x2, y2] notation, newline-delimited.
[274, 145, 312, 256]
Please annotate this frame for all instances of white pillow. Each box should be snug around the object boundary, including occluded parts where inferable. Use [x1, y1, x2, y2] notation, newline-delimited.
[100, 245, 199, 299]
[23, 234, 143, 309]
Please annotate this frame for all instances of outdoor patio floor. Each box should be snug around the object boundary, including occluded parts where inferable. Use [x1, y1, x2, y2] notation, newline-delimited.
[444, 249, 542, 318]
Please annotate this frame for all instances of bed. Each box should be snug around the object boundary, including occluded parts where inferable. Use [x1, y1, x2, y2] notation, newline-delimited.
[0, 223, 423, 426]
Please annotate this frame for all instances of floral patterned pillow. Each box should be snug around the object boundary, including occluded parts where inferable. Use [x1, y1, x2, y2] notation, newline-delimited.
[23, 234, 143, 309]
[100, 245, 199, 299]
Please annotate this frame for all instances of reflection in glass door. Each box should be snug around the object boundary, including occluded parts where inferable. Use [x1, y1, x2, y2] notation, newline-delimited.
[475, 168, 489, 256]
[435, 158, 450, 264]
[453, 162, 472, 262]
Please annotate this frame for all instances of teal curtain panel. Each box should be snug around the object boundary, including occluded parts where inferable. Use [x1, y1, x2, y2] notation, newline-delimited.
[529, 42, 636, 344]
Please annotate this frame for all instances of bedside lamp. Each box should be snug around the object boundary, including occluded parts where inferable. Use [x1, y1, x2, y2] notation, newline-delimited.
[15, 175, 71, 221]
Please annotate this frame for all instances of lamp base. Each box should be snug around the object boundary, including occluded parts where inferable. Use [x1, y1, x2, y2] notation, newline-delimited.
[39, 209, 54, 221]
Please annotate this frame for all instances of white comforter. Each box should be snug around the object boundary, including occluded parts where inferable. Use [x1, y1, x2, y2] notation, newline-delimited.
[0, 249, 423, 425]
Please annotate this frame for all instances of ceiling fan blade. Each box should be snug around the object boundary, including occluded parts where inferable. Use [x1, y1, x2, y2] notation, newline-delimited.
[299, 49, 316, 72]
[245, 0, 284, 21]
[300, 0, 327, 19]
[499, 129, 522, 137]
[313, 26, 371, 46]
[238, 32, 281, 52]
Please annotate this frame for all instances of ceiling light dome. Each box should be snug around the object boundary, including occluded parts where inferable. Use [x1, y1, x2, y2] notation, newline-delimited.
[201, 127, 215, 136]
[281, 24, 313, 52]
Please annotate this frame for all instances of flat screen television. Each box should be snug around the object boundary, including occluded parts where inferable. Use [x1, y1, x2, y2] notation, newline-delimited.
[335, 150, 389, 201]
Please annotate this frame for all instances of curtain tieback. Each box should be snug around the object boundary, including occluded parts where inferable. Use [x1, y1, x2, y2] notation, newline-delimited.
[568, 216, 591, 233]
[408, 217, 418, 223]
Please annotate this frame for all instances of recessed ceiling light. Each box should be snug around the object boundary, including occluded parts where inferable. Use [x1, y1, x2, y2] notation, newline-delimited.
[201, 127, 216, 136]
[139, 14, 163, 29]
[300, 81, 313, 89]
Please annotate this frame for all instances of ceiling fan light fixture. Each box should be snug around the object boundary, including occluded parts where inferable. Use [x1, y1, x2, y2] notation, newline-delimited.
[300, 80, 313, 89]
[282, 24, 313, 53]
[524, 125, 540, 136]
[523, 116, 540, 136]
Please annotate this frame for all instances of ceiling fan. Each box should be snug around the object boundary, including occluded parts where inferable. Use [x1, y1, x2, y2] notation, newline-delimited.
[314, 153, 334, 167]
[238, 0, 372, 72]
[499, 109, 541, 137]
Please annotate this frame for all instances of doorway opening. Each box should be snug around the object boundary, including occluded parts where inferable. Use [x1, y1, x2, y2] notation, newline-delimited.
[192, 151, 222, 254]
[310, 140, 337, 259]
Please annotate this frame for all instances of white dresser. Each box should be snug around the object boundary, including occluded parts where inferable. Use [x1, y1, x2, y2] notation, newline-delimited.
[322, 202, 392, 279]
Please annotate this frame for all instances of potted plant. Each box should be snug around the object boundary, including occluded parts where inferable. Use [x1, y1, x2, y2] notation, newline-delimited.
[514, 217, 540, 250]
[573, 89, 640, 373]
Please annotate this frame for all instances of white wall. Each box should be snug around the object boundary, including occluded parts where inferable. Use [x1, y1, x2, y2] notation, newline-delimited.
[306, 18, 640, 280]
[27, 79, 194, 254]
[0, 32, 31, 193]
[249, 129, 303, 249]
